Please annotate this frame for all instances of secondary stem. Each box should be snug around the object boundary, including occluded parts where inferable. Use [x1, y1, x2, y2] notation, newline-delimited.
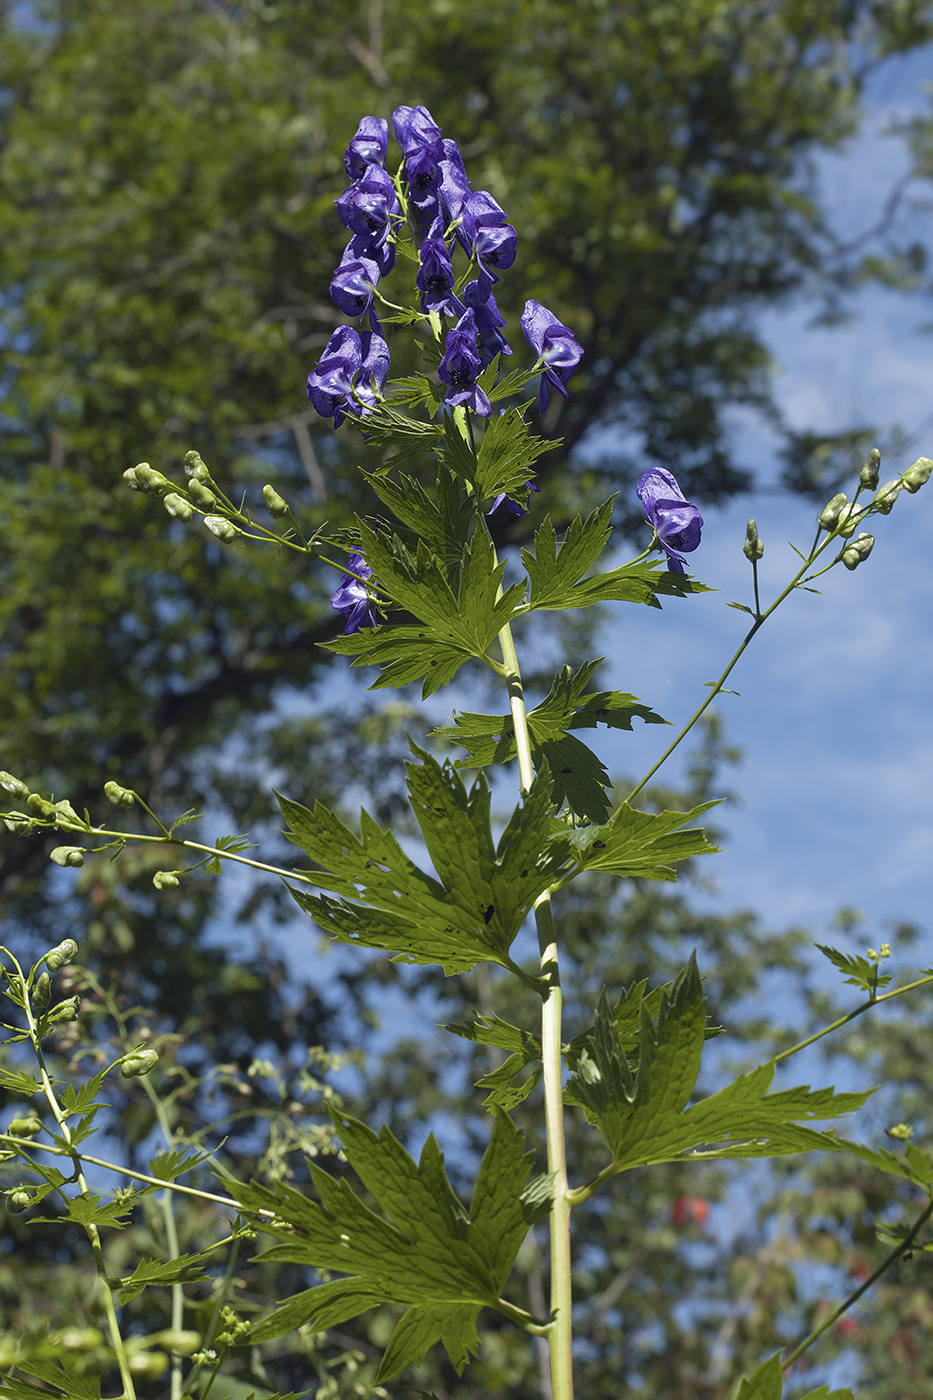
[496, 614, 574, 1400]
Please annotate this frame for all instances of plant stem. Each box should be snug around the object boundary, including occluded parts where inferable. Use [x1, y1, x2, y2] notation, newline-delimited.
[140, 1077, 185, 1400]
[497, 614, 574, 1400]
[22, 997, 138, 1400]
[772, 971, 933, 1066]
[782, 1195, 933, 1370]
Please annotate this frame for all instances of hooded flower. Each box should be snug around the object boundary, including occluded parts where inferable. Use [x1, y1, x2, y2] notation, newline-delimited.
[520, 300, 583, 412]
[354, 312, 391, 413]
[329, 235, 395, 319]
[330, 553, 378, 634]
[457, 274, 511, 363]
[636, 467, 704, 573]
[343, 116, 389, 181]
[306, 326, 362, 426]
[334, 164, 399, 246]
[438, 308, 491, 416]
[392, 104, 443, 157]
[416, 221, 456, 313]
[459, 191, 517, 276]
[437, 139, 472, 222]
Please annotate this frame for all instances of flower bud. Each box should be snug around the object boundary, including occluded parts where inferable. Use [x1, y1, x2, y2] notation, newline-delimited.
[8, 1117, 42, 1138]
[858, 448, 881, 491]
[103, 780, 135, 809]
[134, 464, 172, 495]
[887, 1122, 913, 1141]
[183, 450, 211, 482]
[0, 772, 29, 798]
[149, 1329, 201, 1356]
[50, 846, 85, 868]
[120, 1047, 160, 1079]
[187, 478, 217, 509]
[204, 515, 238, 542]
[27, 793, 57, 818]
[54, 799, 80, 824]
[902, 455, 932, 494]
[163, 492, 193, 521]
[873, 478, 900, 514]
[3, 814, 36, 834]
[842, 532, 874, 570]
[152, 870, 179, 889]
[34, 972, 51, 1007]
[834, 502, 865, 538]
[127, 1353, 168, 1381]
[45, 939, 78, 972]
[818, 492, 847, 531]
[123, 466, 142, 491]
[7, 1189, 33, 1213]
[47, 995, 80, 1024]
[742, 518, 764, 562]
[263, 484, 290, 518]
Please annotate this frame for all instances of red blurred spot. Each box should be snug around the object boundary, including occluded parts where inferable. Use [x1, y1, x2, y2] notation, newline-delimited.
[834, 1316, 858, 1336]
[670, 1195, 709, 1229]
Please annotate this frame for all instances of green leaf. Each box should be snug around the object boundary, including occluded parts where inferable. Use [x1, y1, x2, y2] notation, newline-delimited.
[235, 1112, 548, 1382]
[815, 943, 892, 994]
[0, 1067, 41, 1096]
[42, 1190, 142, 1231]
[473, 406, 552, 505]
[279, 749, 570, 976]
[362, 469, 474, 578]
[149, 1144, 215, 1182]
[735, 1353, 783, 1400]
[522, 501, 616, 608]
[58, 1066, 109, 1115]
[4, 1359, 99, 1400]
[115, 1246, 219, 1303]
[563, 800, 720, 880]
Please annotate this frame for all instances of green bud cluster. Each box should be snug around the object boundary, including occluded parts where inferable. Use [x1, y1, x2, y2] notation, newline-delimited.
[215, 1305, 251, 1347]
[50, 846, 85, 868]
[163, 491, 193, 521]
[834, 502, 866, 538]
[26, 793, 57, 818]
[152, 870, 180, 889]
[858, 447, 881, 491]
[0, 771, 29, 798]
[45, 939, 78, 972]
[263, 483, 290, 518]
[742, 518, 764, 562]
[47, 995, 80, 1024]
[204, 515, 238, 542]
[8, 1117, 42, 1138]
[131, 463, 173, 496]
[902, 455, 932, 494]
[104, 779, 136, 808]
[818, 492, 847, 531]
[873, 478, 901, 514]
[120, 1047, 160, 1079]
[841, 533, 875, 571]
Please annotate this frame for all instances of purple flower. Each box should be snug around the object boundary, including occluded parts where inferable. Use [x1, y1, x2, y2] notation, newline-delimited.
[416, 221, 455, 313]
[392, 104, 443, 157]
[343, 116, 389, 181]
[355, 313, 390, 412]
[405, 142, 443, 212]
[636, 467, 704, 574]
[329, 236, 395, 319]
[437, 139, 472, 223]
[487, 480, 540, 517]
[520, 300, 583, 412]
[307, 326, 362, 427]
[330, 553, 378, 634]
[460, 191, 517, 276]
[458, 275, 511, 364]
[437, 309, 491, 417]
[334, 164, 399, 246]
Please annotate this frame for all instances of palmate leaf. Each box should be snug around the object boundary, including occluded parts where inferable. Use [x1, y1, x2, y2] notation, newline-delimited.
[0, 1357, 101, 1400]
[566, 957, 872, 1174]
[816, 942, 892, 994]
[278, 747, 571, 976]
[324, 524, 525, 699]
[0, 1066, 41, 1096]
[734, 1351, 852, 1399]
[432, 660, 667, 822]
[562, 800, 720, 880]
[229, 1112, 550, 1383]
[362, 469, 474, 578]
[115, 1244, 220, 1303]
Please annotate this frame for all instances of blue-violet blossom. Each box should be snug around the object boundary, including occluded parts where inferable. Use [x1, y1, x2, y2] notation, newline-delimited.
[520, 300, 584, 412]
[334, 164, 399, 246]
[456, 274, 511, 364]
[438, 309, 491, 416]
[329, 235, 395, 318]
[343, 116, 389, 180]
[459, 191, 517, 275]
[636, 467, 704, 574]
[416, 221, 456, 313]
[330, 553, 378, 634]
[306, 326, 362, 427]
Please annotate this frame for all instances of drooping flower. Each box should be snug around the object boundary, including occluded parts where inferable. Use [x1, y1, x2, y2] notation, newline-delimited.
[334, 164, 399, 246]
[437, 308, 491, 417]
[459, 191, 517, 276]
[343, 116, 389, 181]
[437, 139, 472, 222]
[520, 300, 583, 412]
[354, 312, 391, 413]
[458, 275, 511, 363]
[392, 104, 443, 158]
[636, 467, 704, 573]
[329, 236, 395, 319]
[306, 326, 362, 426]
[416, 221, 455, 313]
[330, 553, 378, 634]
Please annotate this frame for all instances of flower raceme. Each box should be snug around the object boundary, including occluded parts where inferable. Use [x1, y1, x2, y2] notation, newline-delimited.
[636, 467, 704, 573]
[330, 553, 378, 634]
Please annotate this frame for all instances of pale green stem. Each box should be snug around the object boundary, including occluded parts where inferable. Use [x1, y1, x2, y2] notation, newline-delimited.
[496, 612, 574, 1400]
[141, 1077, 185, 1400]
[772, 972, 933, 1066]
[21, 996, 138, 1400]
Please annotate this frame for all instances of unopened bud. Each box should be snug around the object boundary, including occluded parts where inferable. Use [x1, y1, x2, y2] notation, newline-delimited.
[45, 940, 78, 972]
[50, 846, 85, 868]
[742, 518, 764, 562]
[134, 464, 172, 496]
[902, 456, 932, 494]
[120, 1047, 160, 1079]
[3, 814, 36, 834]
[859, 448, 881, 491]
[0, 772, 29, 798]
[26, 793, 56, 818]
[152, 870, 180, 889]
[263, 484, 289, 519]
[103, 780, 135, 809]
[54, 799, 80, 824]
[887, 1122, 913, 1141]
[163, 492, 193, 521]
[123, 466, 143, 491]
[841, 532, 874, 570]
[47, 995, 80, 1024]
[835, 502, 865, 538]
[34, 972, 51, 1007]
[8, 1117, 42, 1138]
[873, 478, 901, 514]
[183, 450, 211, 482]
[204, 515, 237, 542]
[818, 493, 847, 531]
[149, 1330, 201, 1356]
[187, 479, 217, 509]
[127, 1353, 168, 1381]
[7, 1189, 33, 1213]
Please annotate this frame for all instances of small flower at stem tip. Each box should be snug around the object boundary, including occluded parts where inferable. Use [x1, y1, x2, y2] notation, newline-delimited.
[47, 995, 80, 1024]
[121, 1048, 160, 1079]
[104, 780, 136, 809]
[859, 448, 881, 491]
[743, 518, 764, 561]
[8, 1118, 42, 1138]
[818, 492, 847, 531]
[204, 515, 238, 542]
[902, 456, 932, 493]
[872, 478, 901, 514]
[841, 532, 874, 570]
[263, 484, 290, 518]
[0, 771, 29, 798]
[636, 467, 704, 573]
[188, 478, 217, 509]
[331, 553, 379, 634]
[45, 940, 78, 972]
[163, 492, 193, 521]
[50, 846, 85, 868]
[34, 972, 51, 1007]
[183, 450, 211, 481]
[153, 871, 180, 889]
